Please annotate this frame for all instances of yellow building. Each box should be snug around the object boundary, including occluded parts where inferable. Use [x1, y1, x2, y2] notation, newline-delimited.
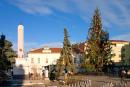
[84, 40, 130, 63]
[110, 40, 129, 63]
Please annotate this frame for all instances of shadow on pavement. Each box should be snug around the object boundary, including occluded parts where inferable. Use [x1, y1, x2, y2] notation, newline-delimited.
[0, 64, 25, 87]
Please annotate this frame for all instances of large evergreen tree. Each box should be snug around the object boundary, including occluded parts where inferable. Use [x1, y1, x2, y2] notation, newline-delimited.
[0, 34, 16, 70]
[84, 8, 112, 72]
[56, 28, 75, 77]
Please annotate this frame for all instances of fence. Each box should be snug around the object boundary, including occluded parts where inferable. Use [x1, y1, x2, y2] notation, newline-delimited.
[101, 82, 113, 87]
[61, 79, 91, 87]
[60, 80, 127, 87]
[101, 82, 127, 87]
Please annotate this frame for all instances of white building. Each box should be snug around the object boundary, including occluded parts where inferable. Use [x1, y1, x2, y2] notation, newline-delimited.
[27, 47, 62, 74]
[72, 43, 85, 72]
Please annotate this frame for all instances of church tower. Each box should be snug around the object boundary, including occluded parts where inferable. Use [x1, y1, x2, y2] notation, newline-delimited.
[18, 24, 24, 58]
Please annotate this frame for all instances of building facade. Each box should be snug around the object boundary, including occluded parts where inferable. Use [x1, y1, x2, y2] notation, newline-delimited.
[72, 43, 85, 72]
[27, 47, 62, 74]
[83, 40, 130, 64]
[110, 40, 130, 63]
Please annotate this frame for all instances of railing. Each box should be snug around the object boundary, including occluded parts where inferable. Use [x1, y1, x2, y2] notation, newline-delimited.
[101, 81, 127, 87]
[101, 82, 113, 87]
[61, 79, 91, 87]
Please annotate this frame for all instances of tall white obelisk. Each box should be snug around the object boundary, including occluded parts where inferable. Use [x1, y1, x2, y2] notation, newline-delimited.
[18, 24, 24, 58]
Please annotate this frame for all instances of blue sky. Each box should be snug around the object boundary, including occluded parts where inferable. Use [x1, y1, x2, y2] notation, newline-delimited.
[0, 0, 130, 52]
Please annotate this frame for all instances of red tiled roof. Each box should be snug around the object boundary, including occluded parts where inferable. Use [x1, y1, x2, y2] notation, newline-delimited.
[29, 48, 62, 54]
[50, 48, 62, 53]
[72, 42, 85, 53]
[29, 40, 129, 54]
[110, 40, 128, 42]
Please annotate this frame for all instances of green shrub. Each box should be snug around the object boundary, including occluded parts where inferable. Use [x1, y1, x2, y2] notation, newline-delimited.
[85, 64, 96, 72]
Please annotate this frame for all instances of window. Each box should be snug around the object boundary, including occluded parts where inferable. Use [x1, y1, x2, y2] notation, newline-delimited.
[74, 58, 77, 63]
[31, 58, 34, 63]
[38, 58, 40, 63]
[80, 58, 83, 63]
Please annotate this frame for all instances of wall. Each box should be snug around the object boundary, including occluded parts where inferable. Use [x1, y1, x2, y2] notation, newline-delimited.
[28, 53, 60, 66]
[111, 42, 129, 62]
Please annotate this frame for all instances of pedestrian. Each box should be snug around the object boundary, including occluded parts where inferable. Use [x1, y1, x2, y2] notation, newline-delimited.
[42, 70, 45, 79]
[120, 68, 126, 84]
[122, 69, 126, 78]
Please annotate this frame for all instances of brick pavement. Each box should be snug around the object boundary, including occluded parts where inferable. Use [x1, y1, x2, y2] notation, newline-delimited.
[49, 75, 130, 87]
[8, 75, 130, 87]
[81, 75, 130, 87]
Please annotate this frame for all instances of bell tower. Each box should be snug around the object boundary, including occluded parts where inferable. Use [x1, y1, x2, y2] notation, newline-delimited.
[18, 24, 24, 58]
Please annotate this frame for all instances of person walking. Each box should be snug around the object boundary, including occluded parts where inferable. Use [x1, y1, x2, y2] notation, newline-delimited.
[120, 68, 127, 87]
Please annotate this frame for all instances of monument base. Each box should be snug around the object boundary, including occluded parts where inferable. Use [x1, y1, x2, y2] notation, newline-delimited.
[44, 77, 50, 84]
[44, 77, 49, 80]
[13, 58, 29, 75]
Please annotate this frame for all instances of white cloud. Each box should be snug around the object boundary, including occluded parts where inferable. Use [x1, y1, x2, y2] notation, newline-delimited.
[102, 0, 130, 28]
[7, 0, 130, 34]
[13, 41, 79, 53]
[40, 41, 76, 48]
[41, 42, 63, 48]
[9, 0, 130, 29]
[111, 33, 130, 41]
[10, 0, 53, 15]
[13, 41, 63, 53]
[13, 42, 40, 52]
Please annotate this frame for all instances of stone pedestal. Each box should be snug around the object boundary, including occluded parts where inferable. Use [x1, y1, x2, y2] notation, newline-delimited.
[44, 69, 50, 81]
[44, 77, 50, 84]
[45, 69, 48, 78]
[13, 58, 29, 75]
[44, 77, 49, 80]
